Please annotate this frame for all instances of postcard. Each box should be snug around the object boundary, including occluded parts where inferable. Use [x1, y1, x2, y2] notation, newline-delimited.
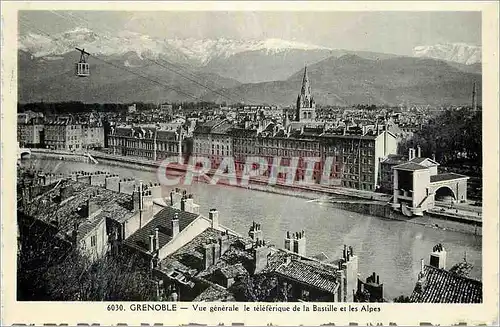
[1, 1, 498, 326]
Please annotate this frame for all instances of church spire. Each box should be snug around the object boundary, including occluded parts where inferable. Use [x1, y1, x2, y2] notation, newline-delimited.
[301, 66, 311, 96]
[295, 65, 316, 122]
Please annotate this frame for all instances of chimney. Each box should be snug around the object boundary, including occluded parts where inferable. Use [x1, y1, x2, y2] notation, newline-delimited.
[248, 221, 263, 242]
[219, 231, 230, 257]
[209, 209, 219, 229]
[149, 182, 162, 199]
[172, 213, 180, 238]
[149, 234, 155, 253]
[86, 193, 101, 220]
[203, 240, 214, 269]
[284, 231, 291, 251]
[416, 258, 427, 292]
[253, 239, 270, 274]
[292, 230, 306, 256]
[132, 182, 143, 211]
[181, 196, 195, 213]
[180, 196, 186, 211]
[429, 243, 447, 270]
[408, 148, 415, 161]
[213, 238, 221, 262]
[155, 227, 160, 251]
[417, 145, 421, 158]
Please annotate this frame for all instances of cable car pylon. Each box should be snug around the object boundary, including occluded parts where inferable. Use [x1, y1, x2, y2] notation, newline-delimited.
[75, 47, 91, 77]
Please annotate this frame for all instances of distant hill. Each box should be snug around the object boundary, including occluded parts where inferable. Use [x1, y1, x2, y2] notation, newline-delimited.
[202, 48, 400, 83]
[202, 55, 482, 106]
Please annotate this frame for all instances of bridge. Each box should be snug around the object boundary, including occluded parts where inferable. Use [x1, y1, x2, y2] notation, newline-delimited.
[392, 164, 469, 217]
[18, 147, 31, 159]
[429, 173, 469, 203]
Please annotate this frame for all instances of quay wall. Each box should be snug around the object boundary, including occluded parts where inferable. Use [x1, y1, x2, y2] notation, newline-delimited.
[31, 149, 90, 163]
[326, 201, 482, 236]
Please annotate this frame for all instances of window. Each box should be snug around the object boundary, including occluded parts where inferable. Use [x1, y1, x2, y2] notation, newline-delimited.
[91, 235, 97, 247]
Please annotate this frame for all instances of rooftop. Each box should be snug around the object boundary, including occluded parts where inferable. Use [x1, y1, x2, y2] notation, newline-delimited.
[266, 251, 339, 294]
[124, 206, 200, 254]
[393, 162, 428, 171]
[410, 265, 482, 303]
[193, 283, 236, 302]
[21, 179, 133, 241]
[381, 154, 407, 165]
[410, 157, 439, 166]
[430, 173, 469, 183]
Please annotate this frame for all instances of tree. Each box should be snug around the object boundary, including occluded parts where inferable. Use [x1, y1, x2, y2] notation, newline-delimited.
[398, 107, 481, 168]
[44, 252, 157, 301]
[17, 209, 157, 301]
[449, 258, 474, 278]
[393, 295, 411, 303]
[228, 274, 278, 302]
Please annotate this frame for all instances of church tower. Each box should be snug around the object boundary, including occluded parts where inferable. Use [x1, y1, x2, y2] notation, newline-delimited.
[295, 66, 316, 122]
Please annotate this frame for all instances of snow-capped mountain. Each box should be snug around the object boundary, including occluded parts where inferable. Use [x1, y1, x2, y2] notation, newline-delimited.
[413, 43, 481, 65]
[18, 27, 331, 65]
[164, 38, 331, 64]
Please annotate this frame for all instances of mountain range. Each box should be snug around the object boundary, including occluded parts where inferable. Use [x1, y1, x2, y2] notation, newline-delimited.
[412, 43, 481, 65]
[18, 28, 482, 106]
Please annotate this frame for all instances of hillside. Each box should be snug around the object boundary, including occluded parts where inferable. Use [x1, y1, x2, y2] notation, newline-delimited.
[202, 55, 482, 106]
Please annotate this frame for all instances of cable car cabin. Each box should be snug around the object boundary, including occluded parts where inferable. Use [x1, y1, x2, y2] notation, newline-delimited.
[75, 47, 91, 77]
[75, 62, 90, 77]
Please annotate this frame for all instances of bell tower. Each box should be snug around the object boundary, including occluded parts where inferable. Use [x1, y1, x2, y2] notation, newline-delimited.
[295, 66, 316, 122]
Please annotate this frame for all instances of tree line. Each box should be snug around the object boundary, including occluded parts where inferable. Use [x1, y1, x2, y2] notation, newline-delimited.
[398, 107, 481, 171]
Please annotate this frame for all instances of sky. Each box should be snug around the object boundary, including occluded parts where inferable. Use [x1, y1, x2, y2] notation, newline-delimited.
[19, 11, 481, 55]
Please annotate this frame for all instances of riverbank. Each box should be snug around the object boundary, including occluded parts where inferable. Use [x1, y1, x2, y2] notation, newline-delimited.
[31, 149, 482, 234]
[30, 149, 90, 163]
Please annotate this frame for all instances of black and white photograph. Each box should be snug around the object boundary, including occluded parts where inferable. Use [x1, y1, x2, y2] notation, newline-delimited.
[12, 8, 489, 308]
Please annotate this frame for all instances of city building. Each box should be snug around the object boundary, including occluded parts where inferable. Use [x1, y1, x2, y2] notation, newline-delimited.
[192, 119, 233, 168]
[159, 103, 174, 117]
[391, 148, 469, 216]
[109, 125, 185, 162]
[17, 111, 44, 124]
[128, 104, 137, 113]
[34, 114, 105, 151]
[18, 117, 44, 147]
[378, 154, 407, 193]
[44, 120, 83, 151]
[320, 128, 398, 191]
[191, 117, 398, 191]
[82, 122, 105, 149]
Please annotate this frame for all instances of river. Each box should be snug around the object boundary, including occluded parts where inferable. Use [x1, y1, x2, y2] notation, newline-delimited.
[20, 157, 482, 300]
